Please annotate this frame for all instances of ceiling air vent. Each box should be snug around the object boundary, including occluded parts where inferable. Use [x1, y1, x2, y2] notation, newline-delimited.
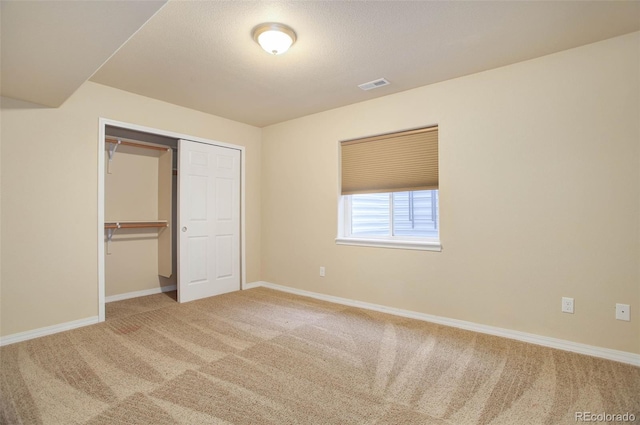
[358, 78, 390, 91]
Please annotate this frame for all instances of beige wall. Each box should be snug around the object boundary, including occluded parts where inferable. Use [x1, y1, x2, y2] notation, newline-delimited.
[261, 33, 640, 354]
[105, 146, 167, 297]
[0, 81, 262, 336]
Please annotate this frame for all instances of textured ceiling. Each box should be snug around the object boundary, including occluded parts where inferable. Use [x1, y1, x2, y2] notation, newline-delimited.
[0, 0, 167, 107]
[3, 1, 639, 126]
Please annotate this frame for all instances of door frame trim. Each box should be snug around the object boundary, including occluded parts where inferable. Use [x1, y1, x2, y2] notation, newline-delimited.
[98, 118, 246, 322]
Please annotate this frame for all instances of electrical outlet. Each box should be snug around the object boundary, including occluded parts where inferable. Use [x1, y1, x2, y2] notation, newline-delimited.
[616, 304, 630, 321]
[562, 297, 574, 314]
[319, 266, 325, 277]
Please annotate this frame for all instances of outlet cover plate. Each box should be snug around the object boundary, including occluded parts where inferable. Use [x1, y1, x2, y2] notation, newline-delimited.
[616, 303, 630, 321]
[562, 297, 574, 314]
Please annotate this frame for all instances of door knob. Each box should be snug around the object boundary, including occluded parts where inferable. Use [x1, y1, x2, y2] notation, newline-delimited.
[182, 227, 187, 232]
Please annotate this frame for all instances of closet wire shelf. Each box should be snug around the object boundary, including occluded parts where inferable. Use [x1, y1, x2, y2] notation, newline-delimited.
[105, 221, 169, 254]
[106, 137, 172, 174]
[105, 221, 169, 230]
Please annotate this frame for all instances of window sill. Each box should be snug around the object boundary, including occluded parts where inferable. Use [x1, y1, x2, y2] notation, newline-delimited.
[335, 237, 442, 252]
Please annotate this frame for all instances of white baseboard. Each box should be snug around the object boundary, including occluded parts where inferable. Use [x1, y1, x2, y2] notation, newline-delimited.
[105, 284, 177, 303]
[248, 281, 640, 367]
[243, 281, 264, 290]
[0, 316, 100, 347]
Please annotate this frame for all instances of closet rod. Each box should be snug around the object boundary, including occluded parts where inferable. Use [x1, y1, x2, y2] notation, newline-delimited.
[105, 221, 168, 229]
[105, 138, 171, 152]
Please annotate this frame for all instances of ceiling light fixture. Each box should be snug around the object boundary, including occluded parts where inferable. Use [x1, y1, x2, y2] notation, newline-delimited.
[252, 23, 297, 55]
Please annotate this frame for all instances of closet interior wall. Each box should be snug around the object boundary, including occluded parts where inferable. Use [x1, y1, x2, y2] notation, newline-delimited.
[104, 126, 178, 299]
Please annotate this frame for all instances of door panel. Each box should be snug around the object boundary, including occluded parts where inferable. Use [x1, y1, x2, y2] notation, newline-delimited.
[216, 178, 233, 219]
[178, 139, 241, 303]
[216, 235, 233, 278]
[189, 175, 208, 219]
[188, 237, 208, 283]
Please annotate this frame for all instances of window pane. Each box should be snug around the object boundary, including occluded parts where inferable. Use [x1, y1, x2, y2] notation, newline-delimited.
[393, 190, 438, 238]
[351, 193, 390, 236]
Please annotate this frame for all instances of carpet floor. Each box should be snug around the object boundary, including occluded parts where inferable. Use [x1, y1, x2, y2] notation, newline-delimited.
[1, 287, 638, 424]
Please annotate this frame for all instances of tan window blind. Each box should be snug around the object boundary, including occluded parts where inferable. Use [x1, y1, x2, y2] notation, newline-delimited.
[340, 126, 438, 195]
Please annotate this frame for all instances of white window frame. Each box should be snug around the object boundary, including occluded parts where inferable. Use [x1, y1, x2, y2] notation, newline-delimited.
[336, 192, 442, 251]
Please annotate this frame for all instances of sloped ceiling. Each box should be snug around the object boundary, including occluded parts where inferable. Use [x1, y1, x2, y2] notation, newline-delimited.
[2, 1, 639, 126]
[0, 0, 167, 107]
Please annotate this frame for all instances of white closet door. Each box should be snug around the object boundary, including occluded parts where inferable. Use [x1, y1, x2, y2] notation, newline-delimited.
[178, 139, 241, 303]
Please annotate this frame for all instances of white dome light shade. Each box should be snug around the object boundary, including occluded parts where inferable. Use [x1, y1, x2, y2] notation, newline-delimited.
[252, 23, 297, 55]
[258, 30, 293, 55]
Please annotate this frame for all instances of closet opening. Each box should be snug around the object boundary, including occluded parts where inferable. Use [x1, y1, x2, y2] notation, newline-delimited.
[104, 126, 178, 320]
[98, 119, 246, 322]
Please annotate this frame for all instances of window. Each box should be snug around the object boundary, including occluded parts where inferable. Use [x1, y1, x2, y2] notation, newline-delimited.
[349, 190, 439, 238]
[337, 126, 440, 251]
